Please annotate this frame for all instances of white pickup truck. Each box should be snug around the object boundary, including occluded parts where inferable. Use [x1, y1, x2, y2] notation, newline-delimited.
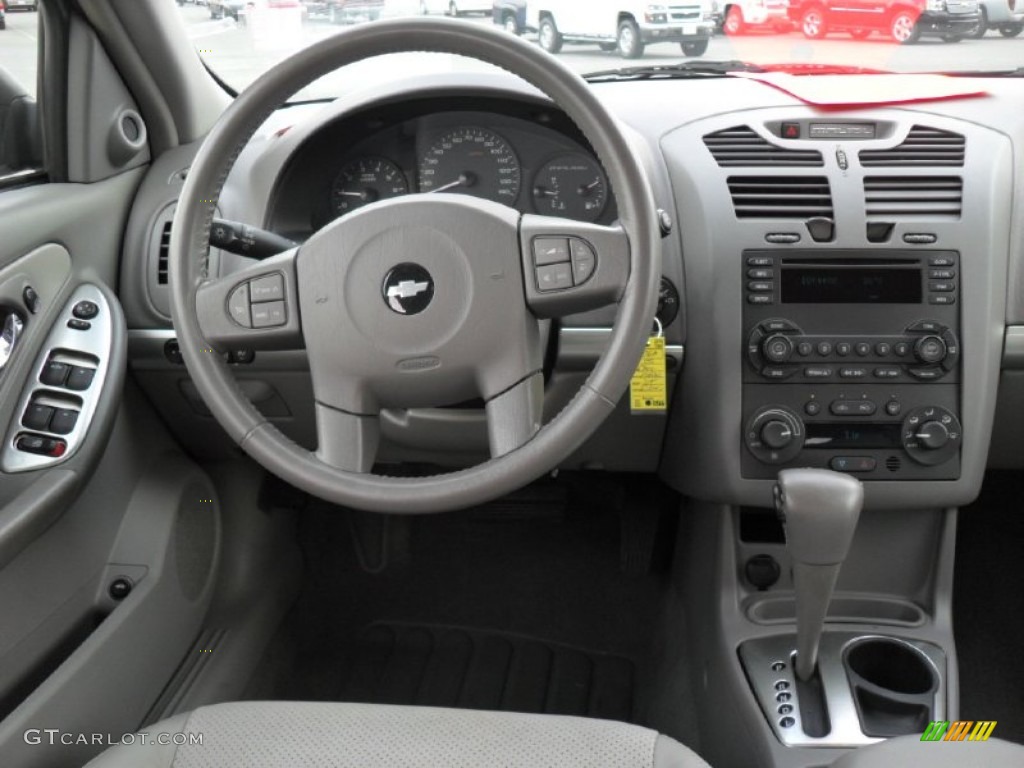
[531, 1, 717, 58]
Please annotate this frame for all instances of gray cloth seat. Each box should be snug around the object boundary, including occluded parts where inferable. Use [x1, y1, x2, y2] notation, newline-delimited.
[832, 733, 1024, 766]
[84, 701, 711, 768]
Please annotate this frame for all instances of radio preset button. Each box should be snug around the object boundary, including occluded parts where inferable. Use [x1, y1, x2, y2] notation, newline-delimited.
[839, 367, 868, 378]
[894, 342, 910, 357]
[817, 342, 832, 356]
[797, 342, 813, 357]
[804, 366, 834, 378]
[855, 342, 871, 357]
[875, 342, 891, 356]
[835, 342, 852, 357]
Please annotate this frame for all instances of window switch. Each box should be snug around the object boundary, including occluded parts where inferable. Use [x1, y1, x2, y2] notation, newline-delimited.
[22, 404, 55, 432]
[40, 361, 71, 387]
[49, 409, 79, 435]
[65, 366, 96, 391]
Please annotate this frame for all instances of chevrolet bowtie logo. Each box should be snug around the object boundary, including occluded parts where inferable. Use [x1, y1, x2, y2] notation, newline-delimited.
[382, 264, 434, 316]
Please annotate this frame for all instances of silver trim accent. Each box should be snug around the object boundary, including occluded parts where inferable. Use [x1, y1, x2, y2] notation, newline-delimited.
[1003, 325, 1024, 369]
[739, 632, 946, 748]
[2, 286, 114, 472]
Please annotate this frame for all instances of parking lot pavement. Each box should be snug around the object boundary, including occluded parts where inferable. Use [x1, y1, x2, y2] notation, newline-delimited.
[3, 5, 1023, 102]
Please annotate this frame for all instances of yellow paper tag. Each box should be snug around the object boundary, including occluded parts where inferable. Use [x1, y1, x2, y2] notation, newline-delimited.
[630, 336, 667, 414]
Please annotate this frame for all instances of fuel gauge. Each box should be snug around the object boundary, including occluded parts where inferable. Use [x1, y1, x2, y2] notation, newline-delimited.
[532, 154, 608, 222]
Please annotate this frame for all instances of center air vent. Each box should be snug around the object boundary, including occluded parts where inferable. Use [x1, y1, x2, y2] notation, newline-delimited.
[704, 126, 823, 167]
[727, 176, 833, 219]
[859, 126, 965, 167]
[864, 176, 962, 218]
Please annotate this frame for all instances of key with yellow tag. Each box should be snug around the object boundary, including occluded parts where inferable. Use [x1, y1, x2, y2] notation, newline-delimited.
[630, 329, 667, 415]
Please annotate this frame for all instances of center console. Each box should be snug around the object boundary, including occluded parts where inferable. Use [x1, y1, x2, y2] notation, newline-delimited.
[742, 250, 961, 480]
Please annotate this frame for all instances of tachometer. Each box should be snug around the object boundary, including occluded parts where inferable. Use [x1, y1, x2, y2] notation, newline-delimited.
[418, 127, 521, 204]
[532, 154, 608, 222]
[332, 157, 409, 216]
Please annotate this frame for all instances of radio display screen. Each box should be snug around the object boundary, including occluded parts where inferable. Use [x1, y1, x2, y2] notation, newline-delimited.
[781, 268, 922, 304]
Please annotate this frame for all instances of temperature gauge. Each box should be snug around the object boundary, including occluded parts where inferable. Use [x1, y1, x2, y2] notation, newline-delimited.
[532, 154, 608, 222]
[332, 157, 409, 217]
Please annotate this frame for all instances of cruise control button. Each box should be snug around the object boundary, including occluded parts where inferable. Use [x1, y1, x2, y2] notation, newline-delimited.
[873, 367, 900, 379]
[249, 273, 285, 303]
[251, 300, 287, 328]
[569, 239, 597, 285]
[72, 300, 99, 320]
[49, 409, 80, 435]
[533, 238, 571, 266]
[22, 404, 55, 432]
[536, 262, 573, 292]
[228, 283, 252, 327]
[40, 361, 71, 387]
[66, 366, 97, 391]
[840, 367, 867, 378]
[831, 456, 876, 472]
[804, 366, 834, 378]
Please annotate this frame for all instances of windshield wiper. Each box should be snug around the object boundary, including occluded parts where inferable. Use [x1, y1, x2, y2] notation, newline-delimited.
[583, 60, 765, 82]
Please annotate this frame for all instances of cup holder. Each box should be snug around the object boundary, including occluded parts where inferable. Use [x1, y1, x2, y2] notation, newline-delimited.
[844, 638, 938, 737]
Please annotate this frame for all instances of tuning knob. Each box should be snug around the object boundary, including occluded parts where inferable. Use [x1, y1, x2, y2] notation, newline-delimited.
[762, 334, 794, 364]
[761, 420, 795, 450]
[914, 335, 947, 365]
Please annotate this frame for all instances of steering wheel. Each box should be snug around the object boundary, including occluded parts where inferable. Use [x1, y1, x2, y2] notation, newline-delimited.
[169, 18, 662, 514]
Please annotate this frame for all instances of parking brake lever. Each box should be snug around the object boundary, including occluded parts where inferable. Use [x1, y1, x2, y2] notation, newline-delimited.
[209, 218, 297, 260]
[775, 468, 863, 682]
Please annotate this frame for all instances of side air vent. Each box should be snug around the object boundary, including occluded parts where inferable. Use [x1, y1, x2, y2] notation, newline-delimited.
[157, 221, 172, 285]
[864, 176, 962, 218]
[727, 176, 833, 219]
[859, 126, 965, 167]
[704, 126, 824, 167]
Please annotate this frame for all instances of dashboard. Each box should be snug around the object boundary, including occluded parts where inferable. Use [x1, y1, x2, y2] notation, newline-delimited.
[266, 96, 618, 241]
[121, 72, 1024, 512]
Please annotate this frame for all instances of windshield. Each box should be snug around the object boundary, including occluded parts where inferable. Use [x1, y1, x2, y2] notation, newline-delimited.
[187, 1, 1020, 100]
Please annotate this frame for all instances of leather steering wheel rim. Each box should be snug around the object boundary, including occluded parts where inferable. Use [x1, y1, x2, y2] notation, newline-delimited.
[169, 18, 661, 514]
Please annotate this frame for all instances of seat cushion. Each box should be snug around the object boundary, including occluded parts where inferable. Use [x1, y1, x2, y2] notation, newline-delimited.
[85, 701, 710, 768]
[832, 734, 1024, 767]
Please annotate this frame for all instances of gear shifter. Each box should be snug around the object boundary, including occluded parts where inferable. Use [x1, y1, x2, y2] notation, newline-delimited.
[775, 468, 863, 681]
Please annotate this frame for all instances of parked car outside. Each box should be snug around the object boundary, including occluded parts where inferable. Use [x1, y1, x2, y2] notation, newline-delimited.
[421, 0, 492, 15]
[3, 0, 37, 10]
[208, 0, 249, 19]
[492, 0, 533, 33]
[534, 0, 717, 58]
[720, 0, 792, 34]
[788, 0, 981, 42]
[0, 2, 5, 31]
[968, 0, 1023, 36]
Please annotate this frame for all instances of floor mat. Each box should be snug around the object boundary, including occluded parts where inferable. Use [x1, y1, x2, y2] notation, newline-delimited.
[954, 471, 1024, 745]
[336, 623, 635, 722]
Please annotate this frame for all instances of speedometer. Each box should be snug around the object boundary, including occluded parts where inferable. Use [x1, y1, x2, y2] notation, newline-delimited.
[332, 157, 409, 217]
[418, 127, 521, 204]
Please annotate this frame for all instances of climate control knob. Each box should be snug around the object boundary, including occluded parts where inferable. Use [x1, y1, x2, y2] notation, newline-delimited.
[761, 420, 795, 450]
[762, 334, 795, 364]
[914, 335, 947, 365]
[745, 406, 805, 465]
[902, 406, 961, 466]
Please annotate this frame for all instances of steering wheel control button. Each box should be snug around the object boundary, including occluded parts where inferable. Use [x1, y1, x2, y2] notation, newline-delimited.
[23, 286, 40, 314]
[67, 319, 91, 331]
[49, 409, 80, 436]
[831, 457, 876, 473]
[249, 273, 285, 303]
[16, 435, 67, 457]
[251, 301, 287, 328]
[532, 237, 571, 266]
[66, 366, 97, 391]
[228, 283, 252, 327]
[22, 405, 55, 432]
[382, 263, 435, 315]
[40, 361, 71, 387]
[72, 300, 99, 320]
[569, 239, 597, 285]
[536, 262, 574, 292]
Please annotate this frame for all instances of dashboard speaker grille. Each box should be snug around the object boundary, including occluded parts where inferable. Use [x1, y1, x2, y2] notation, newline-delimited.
[727, 176, 833, 219]
[864, 176, 962, 218]
[157, 220, 172, 285]
[859, 126, 965, 167]
[886, 456, 902, 473]
[704, 126, 824, 167]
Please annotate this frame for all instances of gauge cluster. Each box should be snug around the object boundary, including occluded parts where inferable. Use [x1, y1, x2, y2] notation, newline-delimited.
[267, 100, 616, 239]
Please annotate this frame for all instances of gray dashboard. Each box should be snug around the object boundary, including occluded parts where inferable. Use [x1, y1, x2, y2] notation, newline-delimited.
[120, 72, 1024, 511]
